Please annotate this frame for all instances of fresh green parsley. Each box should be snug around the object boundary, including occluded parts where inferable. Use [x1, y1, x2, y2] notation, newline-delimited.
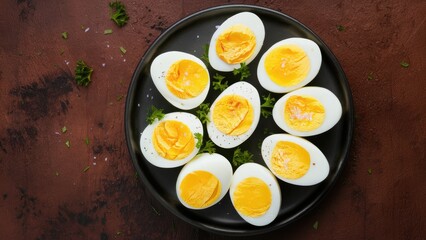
[367, 72, 374, 81]
[400, 61, 409, 68]
[336, 25, 346, 32]
[65, 140, 70, 148]
[120, 46, 127, 54]
[194, 133, 203, 149]
[85, 137, 90, 145]
[233, 62, 251, 80]
[261, 94, 276, 118]
[62, 32, 68, 39]
[104, 29, 113, 35]
[368, 168, 372, 175]
[196, 103, 210, 124]
[201, 44, 209, 65]
[232, 148, 253, 168]
[146, 106, 165, 124]
[61, 126, 67, 133]
[198, 140, 216, 154]
[75, 60, 93, 87]
[313, 220, 319, 230]
[116, 95, 124, 101]
[83, 166, 90, 172]
[212, 73, 228, 91]
[109, 1, 129, 27]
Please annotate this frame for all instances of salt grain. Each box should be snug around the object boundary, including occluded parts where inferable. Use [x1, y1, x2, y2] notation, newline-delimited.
[85, 27, 90, 32]
[102, 63, 106, 67]
[93, 162, 97, 166]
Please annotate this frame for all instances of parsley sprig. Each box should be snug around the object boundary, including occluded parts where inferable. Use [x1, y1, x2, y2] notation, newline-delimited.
[212, 73, 228, 91]
[196, 103, 210, 124]
[232, 148, 253, 168]
[146, 106, 165, 124]
[199, 140, 216, 154]
[75, 60, 93, 87]
[194, 133, 203, 149]
[233, 62, 251, 80]
[109, 1, 129, 27]
[261, 94, 276, 118]
[200, 44, 209, 65]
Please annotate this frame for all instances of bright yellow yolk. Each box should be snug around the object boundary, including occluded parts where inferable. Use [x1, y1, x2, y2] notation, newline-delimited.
[179, 170, 221, 208]
[233, 177, 271, 217]
[271, 141, 310, 179]
[152, 120, 195, 160]
[216, 24, 256, 64]
[166, 59, 208, 99]
[284, 95, 325, 131]
[264, 44, 310, 86]
[212, 95, 254, 136]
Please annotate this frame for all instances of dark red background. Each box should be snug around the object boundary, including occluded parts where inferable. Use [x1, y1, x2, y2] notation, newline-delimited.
[1, 0, 425, 239]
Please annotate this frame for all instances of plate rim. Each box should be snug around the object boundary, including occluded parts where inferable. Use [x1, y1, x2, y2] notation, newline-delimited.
[124, 4, 355, 236]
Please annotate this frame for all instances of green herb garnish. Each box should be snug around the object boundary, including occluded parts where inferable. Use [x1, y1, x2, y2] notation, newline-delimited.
[400, 61, 409, 68]
[199, 140, 216, 154]
[75, 60, 93, 87]
[261, 94, 276, 118]
[367, 72, 374, 81]
[196, 103, 210, 124]
[104, 29, 113, 35]
[116, 95, 124, 101]
[368, 168, 372, 175]
[200, 44, 209, 65]
[61, 126, 67, 133]
[120, 46, 127, 54]
[85, 137, 90, 145]
[62, 32, 68, 39]
[336, 25, 346, 31]
[65, 140, 70, 148]
[83, 166, 90, 172]
[194, 133, 203, 149]
[212, 73, 228, 91]
[233, 62, 251, 80]
[146, 106, 165, 124]
[232, 148, 253, 168]
[109, 1, 129, 27]
[313, 220, 319, 230]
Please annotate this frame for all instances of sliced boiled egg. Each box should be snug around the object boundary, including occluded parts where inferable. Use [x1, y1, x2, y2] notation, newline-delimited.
[257, 38, 322, 93]
[273, 86, 342, 136]
[208, 12, 265, 72]
[207, 81, 261, 149]
[261, 134, 329, 186]
[176, 153, 233, 209]
[140, 112, 203, 168]
[229, 163, 281, 226]
[150, 51, 210, 110]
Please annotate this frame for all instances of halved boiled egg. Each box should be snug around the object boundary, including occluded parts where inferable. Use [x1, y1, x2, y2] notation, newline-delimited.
[208, 12, 265, 72]
[261, 134, 329, 186]
[176, 153, 233, 209]
[150, 51, 210, 110]
[273, 86, 342, 136]
[229, 163, 281, 226]
[257, 38, 322, 93]
[207, 81, 261, 149]
[140, 112, 203, 168]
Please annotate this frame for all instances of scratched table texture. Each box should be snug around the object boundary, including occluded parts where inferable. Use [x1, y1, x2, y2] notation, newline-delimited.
[0, 0, 425, 239]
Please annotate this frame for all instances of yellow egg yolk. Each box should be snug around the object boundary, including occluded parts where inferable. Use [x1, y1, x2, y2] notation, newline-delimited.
[166, 59, 208, 99]
[212, 95, 254, 136]
[264, 44, 310, 86]
[179, 170, 221, 208]
[152, 120, 195, 160]
[271, 141, 310, 179]
[233, 177, 271, 217]
[216, 24, 256, 64]
[284, 95, 325, 131]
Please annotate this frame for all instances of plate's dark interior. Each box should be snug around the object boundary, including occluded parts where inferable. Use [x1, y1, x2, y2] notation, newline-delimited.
[125, 5, 354, 236]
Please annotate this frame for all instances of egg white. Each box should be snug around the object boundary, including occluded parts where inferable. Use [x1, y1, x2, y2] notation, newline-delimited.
[273, 86, 342, 136]
[206, 81, 261, 149]
[150, 51, 210, 110]
[261, 134, 329, 186]
[140, 112, 203, 168]
[175, 153, 233, 209]
[208, 12, 265, 72]
[229, 163, 281, 226]
[257, 38, 322, 93]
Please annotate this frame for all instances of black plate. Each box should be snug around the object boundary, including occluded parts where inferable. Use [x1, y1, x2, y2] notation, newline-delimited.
[125, 4, 354, 236]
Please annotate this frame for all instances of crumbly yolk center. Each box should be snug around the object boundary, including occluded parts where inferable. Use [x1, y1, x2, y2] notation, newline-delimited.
[179, 170, 221, 208]
[166, 59, 208, 99]
[264, 44, 310, 87]
[216, 24, 256, 64]
[212, 95, 254, 136]
[284, 95, 325, 131]
[233, 177, 271, 217]
[271, 141, 310, 179]
[152, 120, 195, 160]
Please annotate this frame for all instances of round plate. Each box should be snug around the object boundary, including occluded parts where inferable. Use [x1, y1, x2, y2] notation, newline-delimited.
[125, 4, 354, 236]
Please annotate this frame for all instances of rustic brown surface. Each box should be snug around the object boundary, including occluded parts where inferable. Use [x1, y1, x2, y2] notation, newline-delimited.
[1, 0, 425, 239]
